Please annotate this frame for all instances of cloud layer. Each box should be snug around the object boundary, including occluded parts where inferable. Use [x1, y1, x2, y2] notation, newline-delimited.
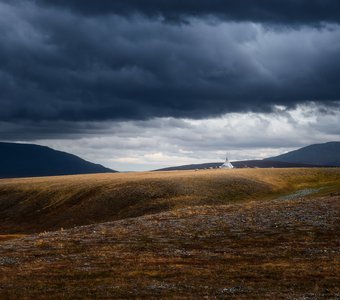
[37, 0, 340, 25]
[0, 0, 340, 129]
[1, 1, 340, 170]
[13, 104, 340, 171]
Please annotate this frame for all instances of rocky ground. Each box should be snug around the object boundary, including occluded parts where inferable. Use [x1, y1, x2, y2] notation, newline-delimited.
[1, 192, 339, 299]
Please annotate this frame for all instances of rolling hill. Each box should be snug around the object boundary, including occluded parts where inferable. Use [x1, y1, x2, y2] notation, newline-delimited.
[0, 169, 339, 298]
[0, 168, 339, 234]
[0, 142, 115, 178]
[265, 141, 340, 166]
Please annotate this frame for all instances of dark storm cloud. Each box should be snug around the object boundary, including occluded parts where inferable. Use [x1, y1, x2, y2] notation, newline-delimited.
[0, 0, 340, 129]
[37, 0, 340, 25]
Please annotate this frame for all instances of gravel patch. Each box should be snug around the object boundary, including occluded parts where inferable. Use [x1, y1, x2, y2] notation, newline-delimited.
[278, 188, 321, 200]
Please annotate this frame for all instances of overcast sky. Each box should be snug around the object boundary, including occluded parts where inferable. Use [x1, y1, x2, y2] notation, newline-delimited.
[1, 0, 340, 171]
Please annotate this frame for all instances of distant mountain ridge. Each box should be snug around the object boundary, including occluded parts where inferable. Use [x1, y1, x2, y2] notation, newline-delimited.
[0, 142, 115, 178]
[266, 142, 340, 166]
[156, 160, 321, 171]
[156, 142, 340, 171]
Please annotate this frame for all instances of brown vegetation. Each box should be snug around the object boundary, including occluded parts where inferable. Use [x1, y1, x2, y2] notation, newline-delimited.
[0, 168, 339, 233]
[0, 168, 339, 298]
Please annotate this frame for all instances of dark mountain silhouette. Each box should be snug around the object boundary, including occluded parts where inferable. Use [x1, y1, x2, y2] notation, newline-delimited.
[156, 142, 340, 171]
[265, 142, 340, 166]
[155, 160, 320, 171]
[0, 142, 115, 178]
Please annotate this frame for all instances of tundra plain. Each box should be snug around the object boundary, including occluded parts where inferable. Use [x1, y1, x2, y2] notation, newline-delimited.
[0, 168, 339, 298]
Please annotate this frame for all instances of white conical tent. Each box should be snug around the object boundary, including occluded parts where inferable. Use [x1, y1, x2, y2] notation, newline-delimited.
[220, 156, 234, 169]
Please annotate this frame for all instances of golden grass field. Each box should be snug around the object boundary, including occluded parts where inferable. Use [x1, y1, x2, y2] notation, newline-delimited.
[0, 168, 339, 298]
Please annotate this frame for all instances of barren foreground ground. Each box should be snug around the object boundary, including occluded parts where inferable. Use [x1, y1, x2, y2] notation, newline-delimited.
[0, 169, 339, 298]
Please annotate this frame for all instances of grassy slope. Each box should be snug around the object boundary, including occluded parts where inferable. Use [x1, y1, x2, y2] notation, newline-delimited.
[0, 168, 339, 233]
[0, 194, 339, 298]
[0, 168, 339, 298]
